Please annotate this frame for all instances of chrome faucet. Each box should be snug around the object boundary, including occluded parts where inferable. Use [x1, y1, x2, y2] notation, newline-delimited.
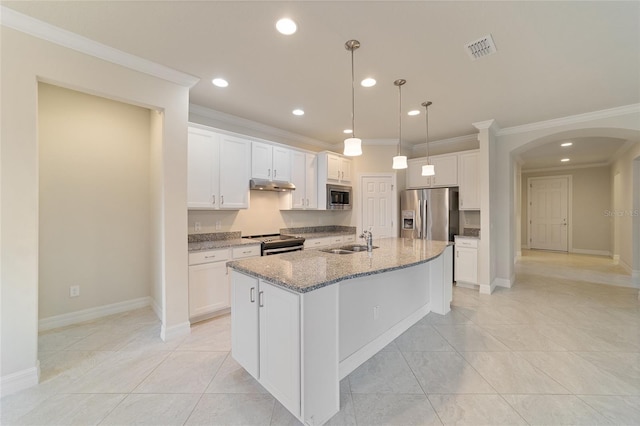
[360, 229, 373, 252]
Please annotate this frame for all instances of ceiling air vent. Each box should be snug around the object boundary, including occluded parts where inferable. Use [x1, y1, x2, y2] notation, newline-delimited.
[465, 34, 497, 60]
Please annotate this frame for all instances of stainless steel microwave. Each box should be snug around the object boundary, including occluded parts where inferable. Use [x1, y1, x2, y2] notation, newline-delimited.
[326, 184, 352, 210]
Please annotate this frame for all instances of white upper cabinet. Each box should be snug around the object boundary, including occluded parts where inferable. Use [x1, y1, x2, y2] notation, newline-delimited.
[188, 128, 220, 208]
[318, 152, 351, 184]
[219, 134, 251, 209]
[187, 126, 250, 210]
[407, 153, 458, 188]
[251, 141, 291, 182]
[458, 150, 480, 210]
[283, 151, 317, 210]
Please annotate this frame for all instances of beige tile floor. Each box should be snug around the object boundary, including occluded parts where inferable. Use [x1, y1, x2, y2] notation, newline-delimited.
[2, 250, 639, 425]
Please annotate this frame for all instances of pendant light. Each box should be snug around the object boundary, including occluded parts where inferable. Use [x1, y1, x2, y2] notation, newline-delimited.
[392, 79, 408, 169]
[421, 101, 435, 176]
[343, 40, 362, 157]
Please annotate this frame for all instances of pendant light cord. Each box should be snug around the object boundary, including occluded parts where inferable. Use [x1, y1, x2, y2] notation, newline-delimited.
[350, 47, 356, 139]
[422, 101, 433, 162]
[397, 83, 402, 156]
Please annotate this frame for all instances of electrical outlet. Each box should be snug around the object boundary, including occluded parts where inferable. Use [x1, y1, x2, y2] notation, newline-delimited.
[215, 220, 222, 230]
[194, 221, 201, 231]
[69, 285, 80, 298]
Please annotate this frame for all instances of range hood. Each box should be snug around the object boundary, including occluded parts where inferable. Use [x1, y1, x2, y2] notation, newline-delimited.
[250, 179, 296, 192]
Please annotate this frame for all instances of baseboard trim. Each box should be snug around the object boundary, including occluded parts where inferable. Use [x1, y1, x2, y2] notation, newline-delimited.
[493, 276, 513, 289]
[571, 248, 612, 257]
[339, 303, 431, 380]
[151, 297, 162, 321]
[0, 362, 40, 397]
[161, 321, 191, 342]
[455, 281, 479, 291]
[479, 281, 496, 294]
[38, 297, 152, 331]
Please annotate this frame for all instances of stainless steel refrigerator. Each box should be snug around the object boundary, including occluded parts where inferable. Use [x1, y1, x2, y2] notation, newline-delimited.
[400, 188, 459, 241]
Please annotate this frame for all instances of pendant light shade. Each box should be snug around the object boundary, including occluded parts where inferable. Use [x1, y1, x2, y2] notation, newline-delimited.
[421, 101, 435, 176]
[344, 137, 362, 156]
[392, 155, 408, 169]
[392, 79, 408, 169]
[343, 40, 362, 157]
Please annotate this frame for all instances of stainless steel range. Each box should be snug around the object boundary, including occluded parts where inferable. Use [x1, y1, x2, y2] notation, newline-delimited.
[245, 234, 305, 256]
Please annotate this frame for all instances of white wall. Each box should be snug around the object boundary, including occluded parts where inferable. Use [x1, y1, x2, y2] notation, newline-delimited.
[1, 26, 190, 394]
[492, 106, 640, 287]
[38, 83, 151, 319]
[610, 142, 640, 272]
[521, 166, 612, 255]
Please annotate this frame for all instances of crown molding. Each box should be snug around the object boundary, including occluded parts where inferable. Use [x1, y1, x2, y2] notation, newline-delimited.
[412, 133, 479, 152]
[498, 104, 640, 136]
[521, 162, 610, 174]
[472, 119, 499, 132]
[189, 103, 333, 149]
[0, 6, 199, 88]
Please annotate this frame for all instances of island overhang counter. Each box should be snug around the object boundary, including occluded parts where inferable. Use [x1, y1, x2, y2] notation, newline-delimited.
[227, 237, 453, 426]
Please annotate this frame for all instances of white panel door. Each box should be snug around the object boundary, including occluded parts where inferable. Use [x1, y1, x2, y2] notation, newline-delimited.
[259, 281, 300, 417]
[361, 175, 395, 238]
[529, 177, 568, 251]
[272, 146, 291, 182]
[231, 272, 260, 379]
[251, 141, 273, 180]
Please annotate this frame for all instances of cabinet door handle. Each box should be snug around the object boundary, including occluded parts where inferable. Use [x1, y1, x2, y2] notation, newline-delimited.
[242, 250, 252, 254]
[274, 169, 277, 178]
[204, 255, 216, 259]
[212, 195, 216, 205]
[250, 287, 255, 303]
[221, 195, 224, 205]
[268, 168, 271, 177]
[258, 291, 264, 307]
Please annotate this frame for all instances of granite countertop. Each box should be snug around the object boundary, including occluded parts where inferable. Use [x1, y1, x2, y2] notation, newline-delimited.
[227, 237, 451, 293]
[188, 238, 260, 252]
[280, 225, 357, 240]
[188, 231, 261, 252]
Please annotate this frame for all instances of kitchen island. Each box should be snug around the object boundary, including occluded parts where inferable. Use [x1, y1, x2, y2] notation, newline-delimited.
[227, 237, 453, 426]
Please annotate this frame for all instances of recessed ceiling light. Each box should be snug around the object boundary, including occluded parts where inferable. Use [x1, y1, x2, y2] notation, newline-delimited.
[561, 158, 570, 162]
[276, 18, 297, 35]
[343, 129, 353, 134]
[361, 78, 376, 87]
[407, 110, 420, 116]
[561, 142, 573, 147]
[292, 109, 304, 116]
[211, 78, 228, 88]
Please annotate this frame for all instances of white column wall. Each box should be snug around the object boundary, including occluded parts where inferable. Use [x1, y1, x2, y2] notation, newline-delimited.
[1, 27, 191, 393]
[492, 108, 640, 287]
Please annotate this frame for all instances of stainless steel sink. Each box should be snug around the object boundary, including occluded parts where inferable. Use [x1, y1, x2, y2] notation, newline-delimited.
[320, 248, 354, 255]
[340, 244, 378, 252]
[319, 244, 379, 254]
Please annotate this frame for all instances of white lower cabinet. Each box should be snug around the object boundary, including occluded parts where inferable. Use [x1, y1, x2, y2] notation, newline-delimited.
[189, 245, 261, 322]
[454, 237, 478, 285]
[231, 272, 301, 417]
[188, 248, 231, 320]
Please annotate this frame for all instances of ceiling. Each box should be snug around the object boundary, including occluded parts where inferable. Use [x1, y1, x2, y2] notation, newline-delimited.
[4, 1, 640, 168]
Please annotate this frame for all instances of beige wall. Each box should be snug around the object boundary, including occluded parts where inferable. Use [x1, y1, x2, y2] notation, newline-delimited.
[38, 83, 152, 319]
[521, 166, 612, 254]
[1, 26, 190, 391]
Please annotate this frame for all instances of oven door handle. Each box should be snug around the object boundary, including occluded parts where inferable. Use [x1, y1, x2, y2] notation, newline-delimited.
[263, 246, 304, 255]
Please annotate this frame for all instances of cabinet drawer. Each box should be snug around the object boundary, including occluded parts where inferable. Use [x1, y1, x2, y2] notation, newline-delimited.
[304, 237, 331, 249]
[328, 236, 344, 245]
[188, 248, 231, 265]
[232, 245, 261, 259]
[343, 234, 356, 243]
[455, 238, 478, 248]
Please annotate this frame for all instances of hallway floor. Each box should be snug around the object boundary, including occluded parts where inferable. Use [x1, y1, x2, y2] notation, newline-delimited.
[2, 251, 639, 425]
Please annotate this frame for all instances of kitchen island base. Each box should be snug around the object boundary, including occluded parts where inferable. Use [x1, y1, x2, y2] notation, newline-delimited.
[230, 244, 452, 426]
